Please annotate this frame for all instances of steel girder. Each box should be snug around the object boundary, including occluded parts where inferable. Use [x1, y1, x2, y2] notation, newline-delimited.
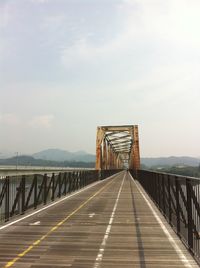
[95, 125, 140, 170]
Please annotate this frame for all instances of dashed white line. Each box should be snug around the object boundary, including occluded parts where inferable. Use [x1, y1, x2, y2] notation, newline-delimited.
[0, 172, 122, 231]
[29, 221, 41, 226]
[129, 172, 194, 268]
[93, 173, 126, 268]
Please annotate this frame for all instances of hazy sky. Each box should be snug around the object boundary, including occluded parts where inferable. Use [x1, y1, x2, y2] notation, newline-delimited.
[0, 0, 200, 157]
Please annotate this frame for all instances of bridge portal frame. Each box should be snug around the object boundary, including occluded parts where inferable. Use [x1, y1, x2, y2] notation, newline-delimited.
[95, 125, 140, 170]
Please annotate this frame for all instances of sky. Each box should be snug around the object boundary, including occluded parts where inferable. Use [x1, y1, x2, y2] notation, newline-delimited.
[0, 0, 200, 157]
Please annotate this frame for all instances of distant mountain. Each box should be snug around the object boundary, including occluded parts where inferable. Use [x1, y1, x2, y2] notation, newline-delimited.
[0, 151, 15, 159]
[141, 156, 200, 167]
[0, 155, 95, 168]
[1, 149, 199, 169]
[33, 149, 95, 163]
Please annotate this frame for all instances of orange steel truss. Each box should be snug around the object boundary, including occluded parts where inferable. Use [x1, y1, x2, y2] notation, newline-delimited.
[95, 125, 140, 170]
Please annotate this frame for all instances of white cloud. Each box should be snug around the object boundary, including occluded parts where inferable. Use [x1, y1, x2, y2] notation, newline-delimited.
[30, 0, 49, 3]
[60, 33, 131, 68]
[61, 39, 101, 65]
[0, 113, 21, 125]
[42, 14, 66, 30]
[122, 0, 200, 46]
[1, 0, 200, 156]
[28, 115, 55, 128]
[61, 0, 200, 68]
[0, 42, 3, 58]
[0, 1, 18, 29]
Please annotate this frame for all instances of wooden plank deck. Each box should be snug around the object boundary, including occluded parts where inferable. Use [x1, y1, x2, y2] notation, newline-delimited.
[0, 171, 198, 268]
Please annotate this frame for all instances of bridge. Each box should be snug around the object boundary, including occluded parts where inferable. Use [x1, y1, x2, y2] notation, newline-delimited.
[0, 125, 199, 268]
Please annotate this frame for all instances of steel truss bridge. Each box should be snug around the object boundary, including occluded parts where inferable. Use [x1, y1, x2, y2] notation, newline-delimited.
[0, 125, 199, 268]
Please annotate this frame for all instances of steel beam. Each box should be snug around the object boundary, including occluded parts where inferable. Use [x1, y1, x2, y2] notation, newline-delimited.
[95, 125, 140, 170]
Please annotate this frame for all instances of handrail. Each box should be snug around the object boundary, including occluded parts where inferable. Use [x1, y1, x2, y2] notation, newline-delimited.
[0, 169, 118, 224]
[130, 169, 200, 265]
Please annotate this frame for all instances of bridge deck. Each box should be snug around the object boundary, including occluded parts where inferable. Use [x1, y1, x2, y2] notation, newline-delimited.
[0, 171, 198, 268]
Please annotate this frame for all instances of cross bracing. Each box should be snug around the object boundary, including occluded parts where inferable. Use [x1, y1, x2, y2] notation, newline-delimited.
[95, 125, 140, 170]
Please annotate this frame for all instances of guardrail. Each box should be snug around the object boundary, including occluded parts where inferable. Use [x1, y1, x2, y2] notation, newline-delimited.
[130, 169, 200, 264]
[0, 169, 119, 224]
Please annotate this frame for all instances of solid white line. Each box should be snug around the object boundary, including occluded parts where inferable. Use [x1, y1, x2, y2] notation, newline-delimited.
[129, 172, 193, 268]
[93, 172, 126, 268]
[0, 172, 121, 231]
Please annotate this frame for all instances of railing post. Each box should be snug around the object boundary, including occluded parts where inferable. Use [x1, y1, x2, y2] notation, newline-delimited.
[51, 173, 55, 201]
[175, 177, 181, 236]
[43, 174, 47, 205]
[63, 173, 67, 195]
[168, 175, 172, 225]
[34, 174, 38, 209]
[68, 173, 72, 193]
[186, 178, 193, 252]
[5, 177, 10, 222]
[76, 172, 79, 190]
[21, 175, 26, 215]
[162, 174, 166, 216]
[158, 173, 162, 209]
[156, 173, 160, 207]
[80, 171, 83, 188]
[58, 173, 61, 198]
[150, 172, 155, 201]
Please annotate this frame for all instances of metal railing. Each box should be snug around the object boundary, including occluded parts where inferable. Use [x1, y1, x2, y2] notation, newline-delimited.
[131, 169, 200, 264]
[0, 169, 118, 224]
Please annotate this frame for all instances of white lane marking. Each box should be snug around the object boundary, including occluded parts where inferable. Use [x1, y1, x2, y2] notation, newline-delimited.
[0, 172, 123, 231]
[29, 221, 41, 226]
[89, 213, 95, 218]
[93, 173, 126, 268]
[129, 173, 193, 268]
